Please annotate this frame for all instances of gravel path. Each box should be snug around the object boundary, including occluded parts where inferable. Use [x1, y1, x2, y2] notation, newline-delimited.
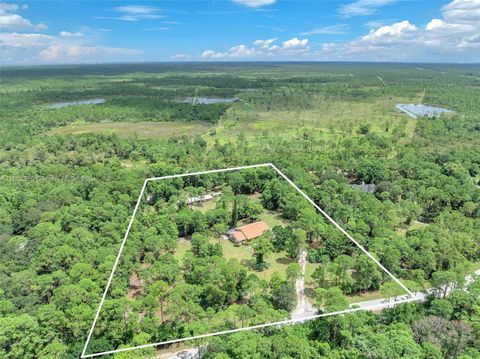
[291, 250, 316, 321]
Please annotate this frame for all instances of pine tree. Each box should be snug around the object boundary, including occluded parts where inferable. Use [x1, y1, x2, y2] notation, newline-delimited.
[231, 197, 238, 227]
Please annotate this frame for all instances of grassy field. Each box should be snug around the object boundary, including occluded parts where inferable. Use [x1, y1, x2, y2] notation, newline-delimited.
[212, 97, 410, 143]
[46, 94, 415, 146]
[49, 121, 212, 139]
[174, 237, 294, 281]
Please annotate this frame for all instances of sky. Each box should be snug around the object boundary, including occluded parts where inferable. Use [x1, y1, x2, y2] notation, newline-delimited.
[0, 0, 479, 65]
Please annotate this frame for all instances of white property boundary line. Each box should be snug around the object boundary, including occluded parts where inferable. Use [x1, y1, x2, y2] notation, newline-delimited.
[81, 163, 414, 358]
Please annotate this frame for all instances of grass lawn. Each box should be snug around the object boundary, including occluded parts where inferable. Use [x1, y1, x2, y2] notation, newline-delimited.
[258, 210, 288, 228]
[49, 121, 212, 139]
[468, 262, 480, 273]
[256, 251, 296, 281]
[396, 220, 429, 237]
[347, 290, 385, 304]
[174, 239, 192, 263]
[174, 236, 294, 282]
[214, 237, 295, 281]
[192, 200, 217, 213]
[215, 237, 253, 262]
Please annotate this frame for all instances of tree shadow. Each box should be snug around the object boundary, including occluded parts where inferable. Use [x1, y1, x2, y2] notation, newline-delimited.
[241, 258, 270, 272]
[305, 287, 316, 302]
[276, 256, 294, 265]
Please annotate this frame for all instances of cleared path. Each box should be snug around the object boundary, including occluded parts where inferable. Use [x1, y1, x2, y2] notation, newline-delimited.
[291, 250, 316, 321]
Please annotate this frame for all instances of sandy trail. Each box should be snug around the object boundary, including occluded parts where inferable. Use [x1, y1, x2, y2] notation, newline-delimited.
[291, 250, 316, 321]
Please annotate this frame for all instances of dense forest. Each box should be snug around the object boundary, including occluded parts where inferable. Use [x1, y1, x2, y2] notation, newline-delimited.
[0, 63, 479, 358]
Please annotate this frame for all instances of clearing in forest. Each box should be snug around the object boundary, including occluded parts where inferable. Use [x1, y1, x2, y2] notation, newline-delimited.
[82, 163, 414, 358]
[49, 121, 213, 139]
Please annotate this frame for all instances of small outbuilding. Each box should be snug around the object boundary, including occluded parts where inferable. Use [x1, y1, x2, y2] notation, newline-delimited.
[227, 221, 269, 245]
[186, 192, 221, 206]
[350, 183, 377, 194]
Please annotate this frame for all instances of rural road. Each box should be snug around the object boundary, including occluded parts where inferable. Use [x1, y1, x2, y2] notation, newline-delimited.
[160, 269, 480, 358]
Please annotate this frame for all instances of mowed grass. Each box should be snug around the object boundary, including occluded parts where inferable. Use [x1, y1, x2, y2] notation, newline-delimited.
[193, 200, 217, 213]
[258, 210, 288, 228]
[174, 237, 294, 281]
[175, 239, 192, 263]
[347, 290, 385, 304]
[49, 121, 212, 139]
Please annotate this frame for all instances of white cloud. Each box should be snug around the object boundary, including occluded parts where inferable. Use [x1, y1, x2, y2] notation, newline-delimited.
[442, 0, 480, 23]
[232, 0, 276, 8]
[339, 0, 396, 18]
[0, 13, 31, 29]
[39, 44, 142, 62]
[0, 3, 20, 12]
[114, 5, 158, 15]
[171, 53, 191, 59]
[282, 37, 309, 50]
[300, 24, 350, 35]
[35, 22, 47, 31]
[0, 2, 47, 30]
[38, 44, 62, 60]
[1, 26, 142, 65]
[364, 19, 395, 28]
[361, 20, 417, 44]
[0, 32, 54, 47]
[143, 26, 169, 31]
[253, 38, 277, 48]
[111, 5, 164, 21]
[60, 31, 84, 38]
[201, 44, 261, 59]
[200, 36, 310, 60]
[256, 24, 285, 32]
[201, 50, 217, 59]
[321, 0, 480, 62]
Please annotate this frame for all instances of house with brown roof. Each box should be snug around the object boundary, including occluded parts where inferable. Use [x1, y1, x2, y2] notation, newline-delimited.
[227, 221, 269, 245]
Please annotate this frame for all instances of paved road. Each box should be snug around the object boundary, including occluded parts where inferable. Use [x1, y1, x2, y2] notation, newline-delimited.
[159, 270, 480, 358]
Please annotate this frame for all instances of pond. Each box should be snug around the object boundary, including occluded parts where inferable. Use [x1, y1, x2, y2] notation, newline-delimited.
[178, 97, 239, 105]
[396, 103, 454, 118]
[50, 98, 106, 109]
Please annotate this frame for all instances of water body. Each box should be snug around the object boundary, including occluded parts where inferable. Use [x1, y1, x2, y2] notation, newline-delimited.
[396, 103, 454, 118]
[50, 98, 106, 109]
[179, 97, 239, 105]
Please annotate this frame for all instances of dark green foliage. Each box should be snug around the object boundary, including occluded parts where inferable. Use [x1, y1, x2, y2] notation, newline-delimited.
[0, 63, 479, 358]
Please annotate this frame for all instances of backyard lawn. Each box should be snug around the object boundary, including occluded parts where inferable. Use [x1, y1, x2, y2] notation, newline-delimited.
[193, 200, 217, 213]
[174, 236, 294, 281]
[258, 210, 288, 228]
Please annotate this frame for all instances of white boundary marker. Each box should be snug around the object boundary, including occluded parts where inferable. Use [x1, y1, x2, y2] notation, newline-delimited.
[81, 163, 414, 358]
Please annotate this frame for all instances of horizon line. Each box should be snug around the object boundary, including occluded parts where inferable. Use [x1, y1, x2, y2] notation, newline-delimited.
[1, 60, 480, 70]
